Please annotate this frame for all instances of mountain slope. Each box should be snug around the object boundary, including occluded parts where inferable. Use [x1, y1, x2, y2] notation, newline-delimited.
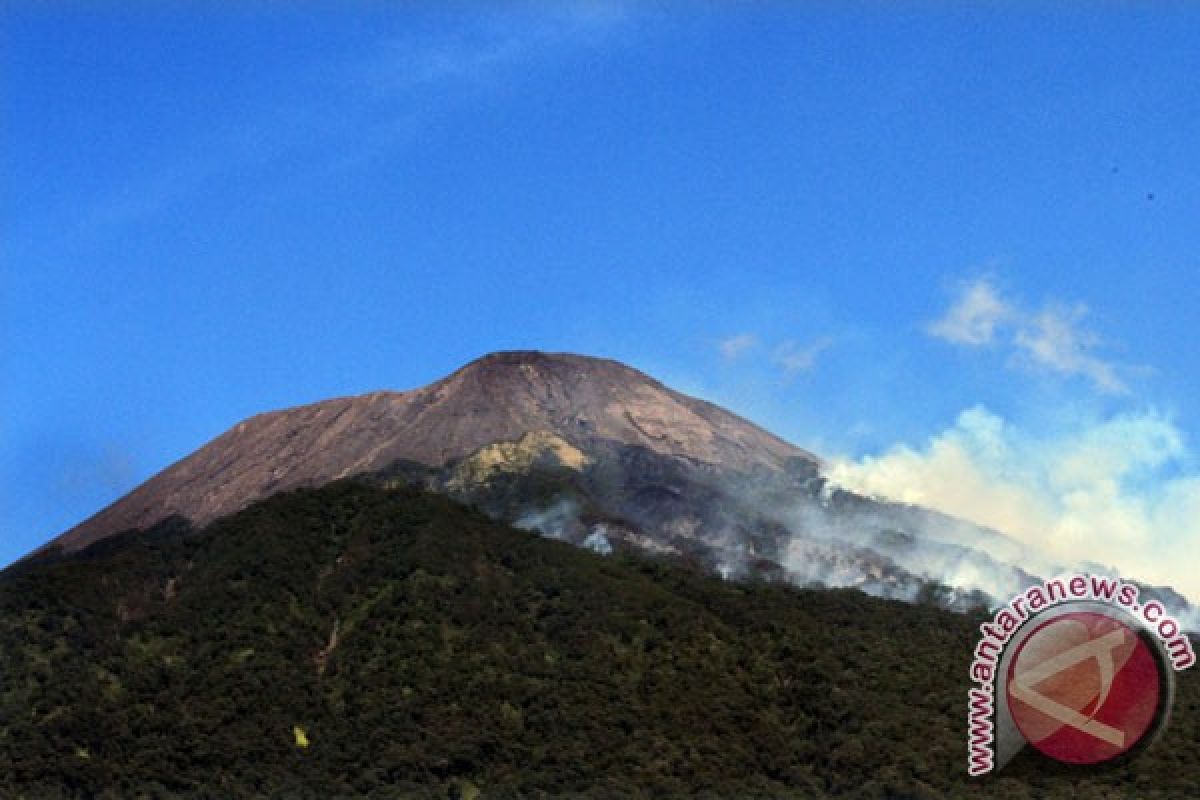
[3, 481, 1197, 798]
[36, 351, 1197, 620]
[47, 352, 812, 556]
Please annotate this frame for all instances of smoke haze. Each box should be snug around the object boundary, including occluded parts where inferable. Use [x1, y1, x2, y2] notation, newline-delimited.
[827, 405, 1200, 603]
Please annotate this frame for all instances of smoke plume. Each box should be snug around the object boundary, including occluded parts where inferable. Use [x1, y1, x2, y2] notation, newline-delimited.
[826, 405, 1200, 603]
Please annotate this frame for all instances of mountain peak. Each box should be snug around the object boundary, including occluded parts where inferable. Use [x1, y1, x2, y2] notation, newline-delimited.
[45, 351, 813, 555]
[445, 350, 668, 393]
[462, 349, 600, 367]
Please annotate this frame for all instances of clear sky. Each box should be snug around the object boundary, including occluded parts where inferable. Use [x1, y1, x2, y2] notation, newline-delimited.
[3, 4, 1199, 594]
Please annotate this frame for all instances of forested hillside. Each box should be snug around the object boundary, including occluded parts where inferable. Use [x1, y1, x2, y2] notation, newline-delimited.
[2, 482, 1196, 798]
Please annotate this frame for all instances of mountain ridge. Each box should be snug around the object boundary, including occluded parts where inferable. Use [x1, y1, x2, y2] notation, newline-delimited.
[45, 351, 812, 556]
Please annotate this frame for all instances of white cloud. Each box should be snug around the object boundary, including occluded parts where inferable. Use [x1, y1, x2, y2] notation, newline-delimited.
[827, 407, 1200, 599]
[773, 337, 833, 375]
[1013, 305, 1127, 394]
[926, 279, 1011, 345]
[717, 333, 757, 360]
[927, 278, 1133, 394]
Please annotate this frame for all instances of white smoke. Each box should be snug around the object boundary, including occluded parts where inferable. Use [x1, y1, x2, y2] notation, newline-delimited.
[826, 405, 1200, 602]
[514, 498, 579, 540]
[583, 526, 613, 555]
[775, 507, 959, 604]
[710, 525, 751, 582]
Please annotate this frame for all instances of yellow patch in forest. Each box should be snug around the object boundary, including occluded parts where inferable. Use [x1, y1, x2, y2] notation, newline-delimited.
[293, 725, 310, 748]
[454, 778, 482, 800]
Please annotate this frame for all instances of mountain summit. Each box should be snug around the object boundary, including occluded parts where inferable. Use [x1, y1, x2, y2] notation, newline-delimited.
[48, 351, 813, 555]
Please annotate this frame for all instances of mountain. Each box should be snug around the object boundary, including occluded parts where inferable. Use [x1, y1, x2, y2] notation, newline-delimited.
[34, 351, 1194, 618]
[47, 352, 811, 556]
[8, 353, 1199, 795]
[3, 480, 1197, 797]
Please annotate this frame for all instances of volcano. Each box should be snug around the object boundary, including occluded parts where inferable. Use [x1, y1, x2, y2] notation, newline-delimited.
[34, 351, 1193, 617]
[48, 351, 812, 554]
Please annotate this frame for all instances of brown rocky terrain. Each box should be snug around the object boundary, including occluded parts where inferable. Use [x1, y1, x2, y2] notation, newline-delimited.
[45, 351, 814, 555]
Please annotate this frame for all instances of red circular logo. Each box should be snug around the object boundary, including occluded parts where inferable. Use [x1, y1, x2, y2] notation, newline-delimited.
[1006, 611, 1163, 765]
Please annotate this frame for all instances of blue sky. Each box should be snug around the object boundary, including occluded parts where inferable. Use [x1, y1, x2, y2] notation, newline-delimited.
[3, 4, 1199, 592]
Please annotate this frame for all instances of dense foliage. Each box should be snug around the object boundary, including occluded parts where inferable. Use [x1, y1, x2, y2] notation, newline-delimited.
[1, 482, 1196, 798]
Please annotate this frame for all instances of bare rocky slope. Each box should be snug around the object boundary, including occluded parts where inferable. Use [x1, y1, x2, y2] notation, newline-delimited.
[46, 351, 813, 555]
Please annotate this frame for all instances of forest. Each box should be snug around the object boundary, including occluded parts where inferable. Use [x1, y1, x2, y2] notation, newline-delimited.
[1, 481, 1196, 798]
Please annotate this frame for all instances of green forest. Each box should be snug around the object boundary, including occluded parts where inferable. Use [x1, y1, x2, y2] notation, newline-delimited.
[1, 481, 1196, 798]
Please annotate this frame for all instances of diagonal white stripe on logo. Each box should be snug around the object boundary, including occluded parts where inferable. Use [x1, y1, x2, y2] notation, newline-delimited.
[1010, 628, 1128, 747]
